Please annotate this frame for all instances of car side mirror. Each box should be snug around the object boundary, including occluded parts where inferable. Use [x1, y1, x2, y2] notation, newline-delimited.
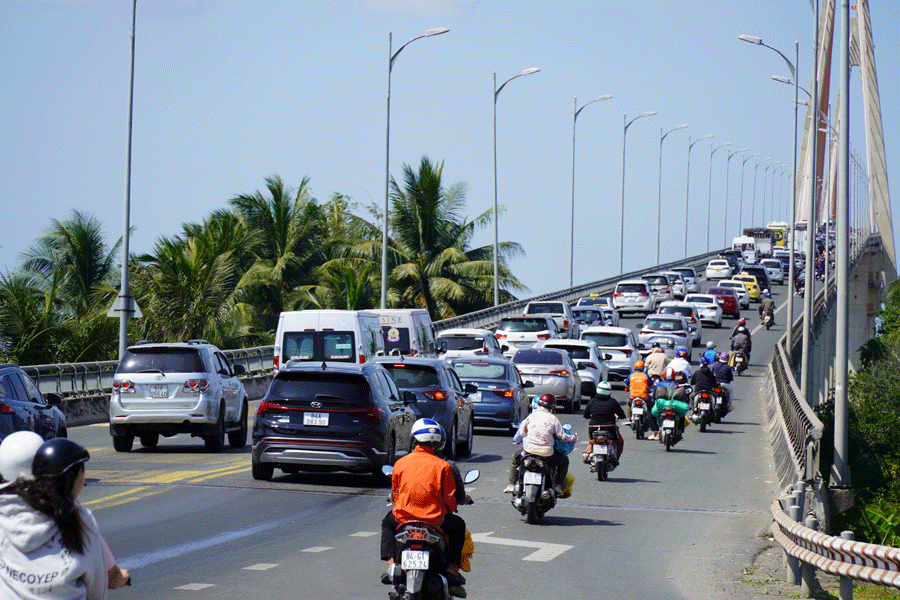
[233, 364, 246, 376]
[45, 392, 63, 407]
[402, 390, 417, 404]
[523, 380, 535, 389]
[464, 382, 478, 395]
[500, 345, 509, 353]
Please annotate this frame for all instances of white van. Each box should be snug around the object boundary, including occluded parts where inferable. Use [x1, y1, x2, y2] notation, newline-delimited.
[372, 309, 436, 357]
[273, 310, 384, 372]
[732, 236, 758, 265]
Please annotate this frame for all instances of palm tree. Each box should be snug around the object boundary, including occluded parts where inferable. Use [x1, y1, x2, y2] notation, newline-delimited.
[387, 156, 526, 319]
[0, 273, 63, 365]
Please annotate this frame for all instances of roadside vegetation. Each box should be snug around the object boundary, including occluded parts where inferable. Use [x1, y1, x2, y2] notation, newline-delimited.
[816, 278, 900, 546]
[0, 157, 526, 364]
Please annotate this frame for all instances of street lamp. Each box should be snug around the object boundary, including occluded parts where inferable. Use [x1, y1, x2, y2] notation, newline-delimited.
[739, 152, 761, 235]
[685, 134, 714, 258]
[724, 147, 749, 249]
[493, 67, 540, 306]
[707, 141, 733, 252]
[752, 157, 773, 228]
[570, 94, 613, 287]
[620, 111, 657, 274]
[762, 161, 781, 227]
[656, 124, 688, 264]
[382, 27, 449, 309]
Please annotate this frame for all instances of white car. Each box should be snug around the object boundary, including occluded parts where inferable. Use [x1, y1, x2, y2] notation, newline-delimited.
[579, 326, 639, 387]
[718, 280, 751, 309]
[533, 339, 608, 399]
[671, 267, 700, 294]
[494, 316, 560, 358]
[662, 271, 687, 299]
[612, 280, 656, 315]
[577, 296, 621, 327]
[760, 259, 785, 285]
[683, 294, 723, 328]
[436, 328, 508, 359]
[705, 259, 733, 280]
[657, 301, 703, 347]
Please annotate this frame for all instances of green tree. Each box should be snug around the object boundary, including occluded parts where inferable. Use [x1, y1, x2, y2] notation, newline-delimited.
[0, 273, 62, 364]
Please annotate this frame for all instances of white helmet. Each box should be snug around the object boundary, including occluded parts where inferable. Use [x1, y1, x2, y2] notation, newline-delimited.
[597, 381, 612, 395]
[411, 418, 444, 445]
[706, 341, 716, 349]
[0, 431, 45, 483]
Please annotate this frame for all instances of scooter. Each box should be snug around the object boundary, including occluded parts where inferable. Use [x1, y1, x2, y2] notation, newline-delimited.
[512, 454, 556, 524]
[658, 407, 682, 452]
[712, 385, 729, 423]
[588, 426, 618, 481]
[691, 390, 714, 433]
[732, 350, 748, 376]
[629, 397, 650, 439]
[383, 467, 479, 600]
[762, 310, 774, 330]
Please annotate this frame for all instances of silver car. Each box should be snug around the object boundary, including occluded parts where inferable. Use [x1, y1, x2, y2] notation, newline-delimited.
[760, 259, 785, 285]
[671, 267, 700, 294]
[533, 339, 608, 399]
[613, 280, 656, 314]
[637, 314, 692, 360]
[511, 348, 582, 414]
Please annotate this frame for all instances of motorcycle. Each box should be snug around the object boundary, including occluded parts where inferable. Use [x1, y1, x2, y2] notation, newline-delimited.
[588, 426, 618, 481]
[512, 454, 556, 524]
[763, 310, 774, 330]
[383, 467, 479, 600]
[712, 385, 729, 423]
[732, 350, 748, 376]
[629, 397, 650, 439]
[691, 390, 714, 433]
[658, 406, 682, 452]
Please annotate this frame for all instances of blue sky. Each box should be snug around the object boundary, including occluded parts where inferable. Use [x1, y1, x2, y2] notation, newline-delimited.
[2, 0, 897, 298]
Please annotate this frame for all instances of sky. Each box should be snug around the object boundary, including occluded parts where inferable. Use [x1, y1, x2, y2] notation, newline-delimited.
[2, 0, 898, 299]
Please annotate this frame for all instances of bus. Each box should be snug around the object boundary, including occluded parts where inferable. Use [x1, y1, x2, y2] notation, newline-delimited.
[742, 227, 776, 258]
[766, 222, 789, 248]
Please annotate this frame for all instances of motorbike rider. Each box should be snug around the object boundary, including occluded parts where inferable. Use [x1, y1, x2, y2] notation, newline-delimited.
[711, 351, 734, 410]
[667, 348, 692, 378]
[730, 317, 749, 340]
[504, 394, 577, 496]
[731, 326, 752, 361]
[381, 418, 467, 595]
[759, 290, 776, 323]
[582, 381, 626, 464]
[650, 367, 691, 439]
[644, 343, 670, 380]
[625, 359, 652, 423]
[663, 338, 677, 360]
[689, 357, 717, 409]
[702, 341, 718, 364]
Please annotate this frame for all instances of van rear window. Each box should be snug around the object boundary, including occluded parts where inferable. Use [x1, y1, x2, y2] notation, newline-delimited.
[382, 326, 411, 355]
[283, 331, 356, 362]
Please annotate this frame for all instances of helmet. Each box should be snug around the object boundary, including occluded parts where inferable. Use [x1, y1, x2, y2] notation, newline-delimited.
[633, 360, 645, 370]
[536, 394, 556, 410]
[674, 372, 687, 384]
[763, 289, 770, 295]
[765, 290, 772, 298]
[666, 339, 675, 349]
[676, 348, 687, 358]
[663, 367, 676, 380]
[411, 418, 444, 445]
[651, 342, 660, 349]
[737, 326, 748, 333]
[597, 381, 612, 395]
[700, 356, 710, 366]
[738, 318, 746, 326]
[719, 351, 730, 362]
[31, 438, 89, 478]
[0, 431, 45, 483]
[706, 341, 716, 349]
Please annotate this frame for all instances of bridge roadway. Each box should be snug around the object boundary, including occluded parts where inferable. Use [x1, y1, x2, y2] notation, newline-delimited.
[72, 282, 803, 600]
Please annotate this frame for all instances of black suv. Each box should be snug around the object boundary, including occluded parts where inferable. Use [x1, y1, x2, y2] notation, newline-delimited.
[251, 361, 415, 481]
[0, 364, 67, 442]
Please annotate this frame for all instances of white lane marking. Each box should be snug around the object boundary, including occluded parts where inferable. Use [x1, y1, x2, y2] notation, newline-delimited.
[470, 531, 573, 562]
[302, 546, 332, 553]
[350, 531, 378, 537]
[244, 563, 279, 570]
[175, 583, 215, 590]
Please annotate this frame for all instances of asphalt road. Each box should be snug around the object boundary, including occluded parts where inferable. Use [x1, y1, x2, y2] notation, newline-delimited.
[71, 280, 803, 600]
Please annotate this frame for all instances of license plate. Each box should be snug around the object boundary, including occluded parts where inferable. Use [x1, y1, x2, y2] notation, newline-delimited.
[698, 402, 711, 410]
[715, 398, 723, 405]
[150, 385, 168, 398]
[663, 419, 676, 428]
[401, 549, 429, 570]
[593, 445, 608, 455]
[303, 412, 329, 426]
[523, 471, 542, 485]
[632, 407, 644, 415]
[471, 392, 482, 403]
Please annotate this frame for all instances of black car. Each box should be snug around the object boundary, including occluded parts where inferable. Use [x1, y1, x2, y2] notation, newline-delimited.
[740, 265, 771, 292]
[0, 364, 67, 441]
[251, 361, 415, 481]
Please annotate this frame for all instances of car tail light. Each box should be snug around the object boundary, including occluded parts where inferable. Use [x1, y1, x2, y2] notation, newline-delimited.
[563, 320, 569, 331]
[183, 379, 210, 394]
[273, 356, 279, 371]
[492, 388, 514, 398]
[640, 292, 649, 297]
[359, 354, 366, 364]
[112, 380, 135, 394]
[257, 401, 288, 415]
[537, 333, 551, 340]
[495, 332, 507, 340]
[0, 403, 14, 414]
[581, 362, 598, 370]
[422, 390, 448, 401]
[549, 369, 571, 378]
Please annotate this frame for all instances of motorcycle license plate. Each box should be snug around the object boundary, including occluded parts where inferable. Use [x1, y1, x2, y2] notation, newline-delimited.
[401, 549, 429, 570]
[303, 412, 329, 426]
[632, 407, 644, 416]
[663, 419, 676, 428]
[593, 445, 608, 455]
[523, 471, 542, 485]
[715, 398, 723, 405]
[698, 402, 711, 410]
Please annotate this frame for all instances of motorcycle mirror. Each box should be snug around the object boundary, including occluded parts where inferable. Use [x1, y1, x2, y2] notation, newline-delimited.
[463, 469, 480, 484]
[382, 465, 393, 477]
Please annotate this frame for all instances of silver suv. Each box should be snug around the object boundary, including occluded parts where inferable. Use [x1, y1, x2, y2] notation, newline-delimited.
[109, 340, 248, 453]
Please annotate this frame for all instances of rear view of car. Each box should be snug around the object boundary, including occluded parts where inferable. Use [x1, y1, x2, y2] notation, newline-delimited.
[451, 358, 532, 433]
[436, 328, 506, 359]
[708, 286, 741, 318]
[494, 316, 558, 356]
[671, 267, 699, 293]
[613, 280, 654, 314]
[512, 348, 581, 414]
[579, 326, 638, 385]
[641, 274, 674, 304]
[638, 314, 692, 360]
[684, 294, 723, 328]
[705, 259, 733, 280]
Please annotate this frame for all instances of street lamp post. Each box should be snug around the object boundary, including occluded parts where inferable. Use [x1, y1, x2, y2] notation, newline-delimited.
[493, 67, 540, 306]
[382, 27, 449, 309]
[724, 148, 749, 249]
[657, 124, 688, 264]
[685, 134, 714, 258]
[707, 141, 733, 252]
[752, 157, 773, 228]
[739, 152, 761, 236]
[761, 160, 779, 227]
[570, 94, 612, 287]
[619, 111, 657, 274]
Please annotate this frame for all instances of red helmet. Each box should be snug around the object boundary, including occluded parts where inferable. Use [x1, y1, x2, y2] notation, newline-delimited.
[663, 367, 676, 380]
[536, 394, 556, 410]
[738, 318, 746, 326]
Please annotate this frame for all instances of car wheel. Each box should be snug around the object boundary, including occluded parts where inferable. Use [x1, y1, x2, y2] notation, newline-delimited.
[458, 417, 474, 457]
[445, 420, 458, 459]
[204, 405, 226, 453]
[112, 434, 133, 453]
[228, 400, 248, 449]
[140, 433, 159, 448]
[373, 435, 396, 484]
[252, 460, 274, 481]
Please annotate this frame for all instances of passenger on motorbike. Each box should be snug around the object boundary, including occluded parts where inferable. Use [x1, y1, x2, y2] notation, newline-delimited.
[689, 357, 717, 409]
[664, 338, 677, 360]
[650, 367, 691, 438]
[381, 418, 467, 594]
[730, 318, 749, 340]
[667, 348, 692, 378]
[759, 291, 776, 323]
[582, 382, 626, 464]
[625, 360, 652, 423]
[731, 326, 752, 360]
[644, 343, 671, 379]
[702, 341, 718, 365]
[711, 351, 734, 410]
[504, 394, 577, 496]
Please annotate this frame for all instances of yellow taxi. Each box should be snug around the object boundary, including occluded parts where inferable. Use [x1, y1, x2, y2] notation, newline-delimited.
[731, 274, 761, 302]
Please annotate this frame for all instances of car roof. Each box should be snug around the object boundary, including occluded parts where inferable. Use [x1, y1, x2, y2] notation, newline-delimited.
[617, 279, 649, 285]
[447, 356, 510, 366]
[370, 356, 446, 368]
[437, 328, 494, 336]
[512, 347, 569, 359]
[707, 259, 729, 264]
[538, 339, 595, 349]
[644, 314, 686, 322]
[708, 286, 737, 295]
[581, 325, 632, 335]
[279, 360, 375, 375]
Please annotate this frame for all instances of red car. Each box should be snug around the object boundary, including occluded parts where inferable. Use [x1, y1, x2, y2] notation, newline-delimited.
[707, 286, 741, 318]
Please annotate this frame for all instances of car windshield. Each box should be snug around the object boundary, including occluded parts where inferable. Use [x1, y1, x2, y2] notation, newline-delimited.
[673, 269, 695, 278]
[451, 361, 507, 380]
[512, 351, 564, 365]
[379, 364, 440, 388]
[643, 276, 667, 285]
[709, 261, 728, 267]
[581, 332, 627, 347]
[497, 318, 549, 332]
[577, 297, 604, 306]
[439, 336, 484, 351]
[283, 331, 356, 362]
[708, 288, 734, 297]
[118, 347, 205, 374]
[525, 303, 563, 315]
[644, 317, 682, 331]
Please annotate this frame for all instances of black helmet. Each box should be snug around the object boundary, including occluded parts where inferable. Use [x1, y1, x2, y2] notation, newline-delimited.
[666, 339, 675, 348]
[32, 438, 89, 478]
